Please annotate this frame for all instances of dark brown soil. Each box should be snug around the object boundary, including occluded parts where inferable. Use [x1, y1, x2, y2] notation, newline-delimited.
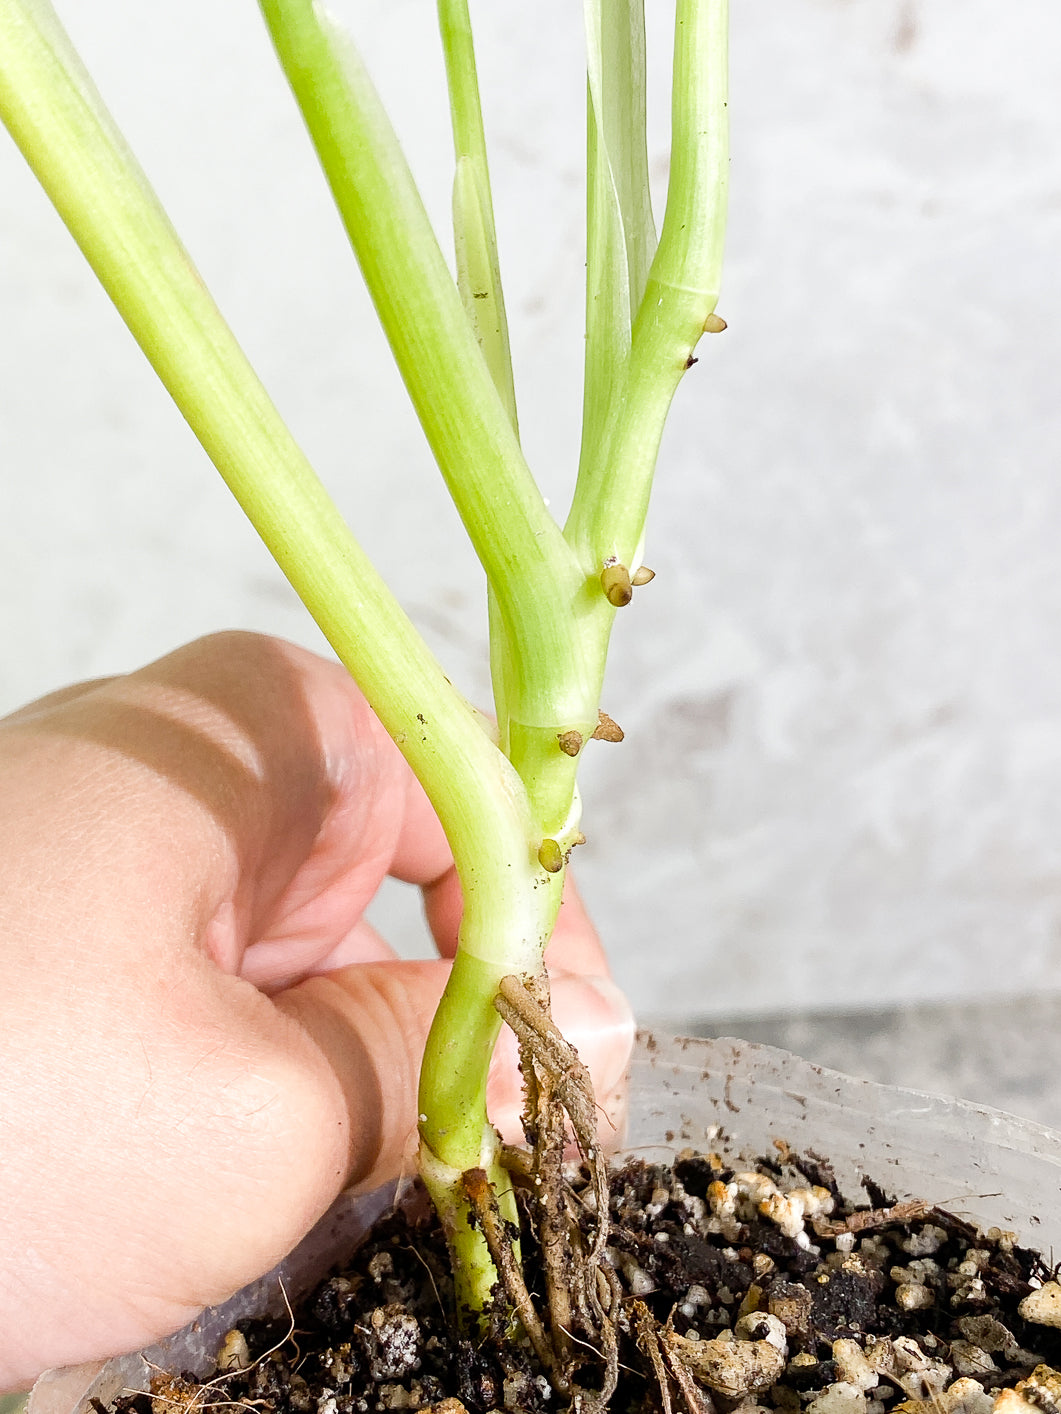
[111, 1146, 1061, 1414]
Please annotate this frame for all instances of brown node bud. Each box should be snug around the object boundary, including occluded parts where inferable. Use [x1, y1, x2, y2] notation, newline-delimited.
[537, 838, 564, 873]
[631, 565, 655, 586]
[461, 1167, 491, 1202]
[600, 561, 633, 607]
[557, 730, 583, 757]
[703, 312, 727, 333]
[591, 711, 624, 743]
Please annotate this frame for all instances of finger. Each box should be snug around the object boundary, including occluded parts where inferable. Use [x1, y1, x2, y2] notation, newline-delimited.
[0, 676, 115, 725]
[3, 633, 439, 977]
[240, 917, 399, 992]
[544, 872, 611, 978]
[387, 769, 453, 886]
[421, 864, 463, 954]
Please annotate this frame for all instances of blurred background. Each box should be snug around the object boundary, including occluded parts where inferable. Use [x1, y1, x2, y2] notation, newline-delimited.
[2, 2, 1061, 1120]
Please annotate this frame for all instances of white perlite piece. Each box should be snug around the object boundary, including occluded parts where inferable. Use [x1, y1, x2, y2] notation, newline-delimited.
[1019, 1281, 1061, 1329]
[663, 1326, 786, 1398]
[949, 1342, 997, 1378]
[807, 1382, 868, 1414]
[215, 1327, 251, 1373]
[706, 1171, 834, 1249]
[900, 1225, 948, 1257]
[893, 1378, 995, 1414]
[896, 1282, 935, 1312]
[859, 1336, 902, 1383]
[734, 1311, 789, 1354]
[832, 1338, 881, 1393]
[891, 1336, 951, 1399]
[994, 1365, 1061, 1414]
[946, 1378, 996, 1414]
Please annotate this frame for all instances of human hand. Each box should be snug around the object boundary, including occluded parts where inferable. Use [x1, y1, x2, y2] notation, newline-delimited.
[0, 632, 633, 1390]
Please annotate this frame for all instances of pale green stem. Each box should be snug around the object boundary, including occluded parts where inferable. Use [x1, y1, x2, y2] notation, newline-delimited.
[439, 0, 518, 430]
[567, 0, 728, 570]
[452, 154, 517, 429]
[578, 0, 656, 507]
[257, 0, 597, 754]
[599, 0, 656, 304]
[1, 0, 729, 1321]
[255, 0, 604, 1307]
[488, 591, 514, 758]
[437, 0, 520, 751]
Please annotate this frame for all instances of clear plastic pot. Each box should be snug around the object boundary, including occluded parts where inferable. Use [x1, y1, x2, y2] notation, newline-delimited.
[29, 1032, 1061, 1414]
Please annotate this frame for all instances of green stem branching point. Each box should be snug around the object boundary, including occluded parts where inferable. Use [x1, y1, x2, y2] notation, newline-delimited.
[257, 0, 598, 755]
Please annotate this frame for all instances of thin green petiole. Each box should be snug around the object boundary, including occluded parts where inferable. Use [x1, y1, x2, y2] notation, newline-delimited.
[439, 0, 518, 431]
[437, 0, 520, 745]
[567, 0, 728, 573]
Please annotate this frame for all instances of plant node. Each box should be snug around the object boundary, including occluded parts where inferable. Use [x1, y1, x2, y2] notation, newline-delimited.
[704, 312, 728, 332]
[537, 838, 564, 873]
[631, 565, 655, 586]
[600, 561, 633, 607]
[591, 710, 624, 743]
[557, 729, 584, 757]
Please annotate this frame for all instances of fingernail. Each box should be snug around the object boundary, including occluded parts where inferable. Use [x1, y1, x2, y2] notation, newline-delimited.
[549, 973, 636, 1099]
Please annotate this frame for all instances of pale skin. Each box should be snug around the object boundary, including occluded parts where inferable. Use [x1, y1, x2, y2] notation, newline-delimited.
[0, 631, 634, 1392]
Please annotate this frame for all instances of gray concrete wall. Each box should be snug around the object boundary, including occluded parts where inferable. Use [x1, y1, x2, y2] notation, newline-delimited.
[2, 1, 1059, 1019]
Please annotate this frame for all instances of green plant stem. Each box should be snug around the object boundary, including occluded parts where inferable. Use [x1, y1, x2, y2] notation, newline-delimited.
[256, 0, 615, 865]
[437, 0, 520, 750]
[580, 0, 657, 476]
[257, 0, 600, 749]
[0, 3, 472, 805]
[567, 0, 728, 571]
[439, 0, 518, 430]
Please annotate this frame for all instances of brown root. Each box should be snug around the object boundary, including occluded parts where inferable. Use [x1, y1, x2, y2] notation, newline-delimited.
[461, 1168, 567, 1393]
[483, 972, 619, 1409]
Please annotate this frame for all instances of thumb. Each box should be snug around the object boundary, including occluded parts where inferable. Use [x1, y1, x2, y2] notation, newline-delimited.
[0, 957, 633, 1380]
[275, 959, 635, 1195]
